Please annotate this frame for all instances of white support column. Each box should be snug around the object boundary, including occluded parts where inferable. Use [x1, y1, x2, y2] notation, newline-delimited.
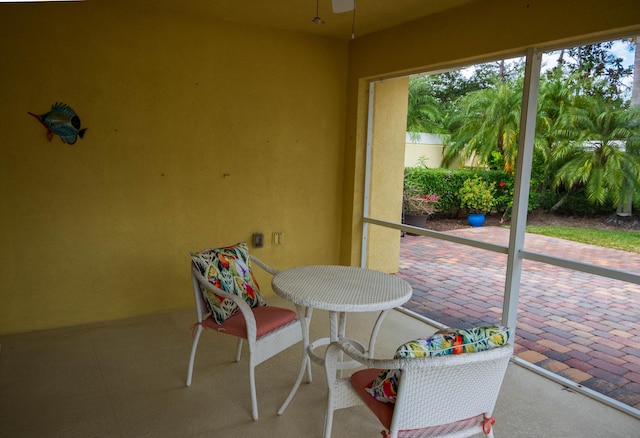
[360, 81, 376, 268]
[503, 48, 542, 330]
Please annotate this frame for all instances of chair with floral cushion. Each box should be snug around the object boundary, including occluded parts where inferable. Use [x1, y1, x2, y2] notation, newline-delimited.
[187, 242, 308, 420]
[323, 326, 513, 438]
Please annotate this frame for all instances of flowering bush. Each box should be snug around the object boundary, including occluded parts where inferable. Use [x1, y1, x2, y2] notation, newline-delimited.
[403, 187, 441, 216]
[459, 176, 496, 214]
[494, 180, 514, 214]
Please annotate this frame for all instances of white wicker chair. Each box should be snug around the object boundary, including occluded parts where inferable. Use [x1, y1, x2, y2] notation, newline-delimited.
[323, 340, 513, 438]
[186, 254, 305, 420]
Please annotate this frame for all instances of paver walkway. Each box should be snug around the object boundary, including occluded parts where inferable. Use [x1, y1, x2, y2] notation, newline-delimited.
[397, 227, 640, 410]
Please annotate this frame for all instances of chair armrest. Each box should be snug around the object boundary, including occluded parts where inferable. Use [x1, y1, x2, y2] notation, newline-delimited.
[191, 264, 253, 307]
[325, 341, 401, 387]
[328, 341, 406, 371]
[250, 255, 280, 276]
[191, 264, 258, 337]
[190, 255, 282, 342]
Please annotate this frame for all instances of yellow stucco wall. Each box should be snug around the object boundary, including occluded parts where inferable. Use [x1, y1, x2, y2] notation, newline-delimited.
[0, 2, 348, 334]
[1, 0, 639, 334]
[365, 78, 408, 273]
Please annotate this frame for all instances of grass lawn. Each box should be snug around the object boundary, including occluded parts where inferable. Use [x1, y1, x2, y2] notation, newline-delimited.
[526, 225, 640, 254]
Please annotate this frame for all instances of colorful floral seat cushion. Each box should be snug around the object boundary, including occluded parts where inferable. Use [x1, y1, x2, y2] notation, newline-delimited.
[190, 242, 266, 324]
[365, 326, 511, 404]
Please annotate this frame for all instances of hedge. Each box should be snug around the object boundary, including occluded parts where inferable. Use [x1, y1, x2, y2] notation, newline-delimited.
[404, 167, 541, 218]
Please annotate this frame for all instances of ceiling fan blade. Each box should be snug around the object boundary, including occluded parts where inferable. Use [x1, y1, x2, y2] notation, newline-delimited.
[332, 0, 354, 13]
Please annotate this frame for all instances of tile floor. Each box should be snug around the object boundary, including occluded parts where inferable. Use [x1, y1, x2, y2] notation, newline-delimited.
[1, 296, 639, 437]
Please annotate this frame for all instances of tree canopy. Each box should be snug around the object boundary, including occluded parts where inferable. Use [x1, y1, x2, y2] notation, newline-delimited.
[407, 39, 639, 213]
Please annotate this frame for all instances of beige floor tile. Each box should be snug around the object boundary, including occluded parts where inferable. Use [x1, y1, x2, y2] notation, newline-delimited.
[0, 327, 106, 402]
[0, 392, 120, 437]
[1, 297, 638, 438]
[89, 313, 192, 393]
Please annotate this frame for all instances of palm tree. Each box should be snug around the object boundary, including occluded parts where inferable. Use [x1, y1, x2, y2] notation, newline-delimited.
[534, 70, 586, 196]
[536, 69, 578, 163]
[618, 36, 640, 215]
[551, 91, 640, 211]
[442, 80, 522, 170]
[406, 77, 444, 142]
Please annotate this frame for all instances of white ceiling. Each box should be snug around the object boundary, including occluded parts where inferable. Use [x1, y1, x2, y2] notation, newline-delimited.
[132, 0, 478, 40]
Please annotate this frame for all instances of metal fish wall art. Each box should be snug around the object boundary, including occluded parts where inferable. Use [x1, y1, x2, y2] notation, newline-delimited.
[28, 102, 87, 145]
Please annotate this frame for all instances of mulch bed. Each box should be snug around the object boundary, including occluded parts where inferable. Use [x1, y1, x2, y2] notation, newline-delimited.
[424, 210, 640, 232]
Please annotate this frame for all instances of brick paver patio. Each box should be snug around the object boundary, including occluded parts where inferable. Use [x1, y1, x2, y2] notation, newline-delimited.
[397, 226, 640, 410]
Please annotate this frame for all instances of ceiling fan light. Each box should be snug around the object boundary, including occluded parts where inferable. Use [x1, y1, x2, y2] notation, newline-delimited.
[332, 0, 354, 13]
[311, 0, 324, 25]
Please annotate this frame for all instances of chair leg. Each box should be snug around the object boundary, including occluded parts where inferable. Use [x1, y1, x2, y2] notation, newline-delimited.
[186, 324, 204, 387]
[235, 338, 243, 362]
[323, 395, 335, 438]
[249, 361, 258, 420]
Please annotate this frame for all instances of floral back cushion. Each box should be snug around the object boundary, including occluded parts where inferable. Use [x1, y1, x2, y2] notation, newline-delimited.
[395, 325, 511, 358]
[190, 242, 266, 324]
[365, 326, 511, 404]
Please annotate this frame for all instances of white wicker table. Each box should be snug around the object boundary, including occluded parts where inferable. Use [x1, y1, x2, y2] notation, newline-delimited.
[272, 265, 412, 415]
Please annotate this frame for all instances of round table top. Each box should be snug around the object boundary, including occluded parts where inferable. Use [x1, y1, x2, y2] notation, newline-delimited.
[271, 265, 412, 312]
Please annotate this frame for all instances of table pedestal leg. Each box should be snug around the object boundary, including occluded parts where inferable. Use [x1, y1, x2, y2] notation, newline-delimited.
[279, 306, 392, 414]
[368, 309, 389, 357]
[329, 311, 346, 342]
[278, 304, 312, 415]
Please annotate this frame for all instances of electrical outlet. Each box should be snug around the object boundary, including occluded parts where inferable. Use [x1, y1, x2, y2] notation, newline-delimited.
[252, 232, 264, 248]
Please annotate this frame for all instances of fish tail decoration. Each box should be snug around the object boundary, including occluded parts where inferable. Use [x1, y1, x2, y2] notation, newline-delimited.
[78, 128, 87, 139]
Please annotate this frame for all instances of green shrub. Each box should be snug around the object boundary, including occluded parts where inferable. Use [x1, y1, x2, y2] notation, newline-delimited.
[459, 176, 496, 214]
[540, 189, 616, 216]
[404, 167, 562, 217]
[405, 168, 472, 217]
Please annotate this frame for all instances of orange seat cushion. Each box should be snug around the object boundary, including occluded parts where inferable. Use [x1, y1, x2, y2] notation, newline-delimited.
[351, 368, 395, 430]
[201, 306, 297, 338]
